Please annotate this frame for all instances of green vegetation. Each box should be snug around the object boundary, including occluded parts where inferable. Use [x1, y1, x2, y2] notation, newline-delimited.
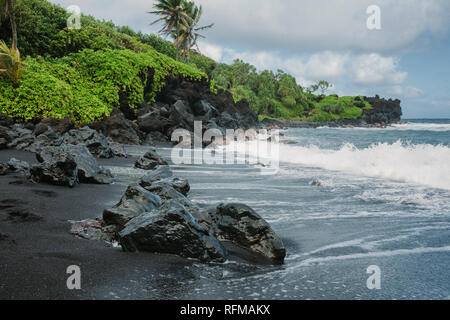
[0, 0, 206, 122]
[0, 48, 206, 122]
[0, 0, 372, 124]
[0, 0, 17, 46]
[0, 39, 22, 87]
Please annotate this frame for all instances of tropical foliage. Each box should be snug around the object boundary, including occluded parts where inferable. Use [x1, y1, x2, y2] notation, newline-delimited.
[0, 0, 17, 46]
[149, 0, 213, 62]
[0, 0, 372, 123]
[0, 48, 206, 122]
[0, 39, 22, 86]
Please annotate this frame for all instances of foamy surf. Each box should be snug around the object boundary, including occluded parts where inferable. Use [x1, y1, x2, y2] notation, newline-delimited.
[272, 141, 450, 191]
[232, 139, 450, 190]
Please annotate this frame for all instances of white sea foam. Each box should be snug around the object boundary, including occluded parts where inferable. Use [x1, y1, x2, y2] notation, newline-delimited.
[243, 140, 450, 191]
[390, 123, 450, 132]
[316, 122, 450, 132]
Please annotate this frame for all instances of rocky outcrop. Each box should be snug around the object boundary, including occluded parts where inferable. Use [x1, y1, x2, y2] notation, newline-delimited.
[98, 161, 285, 264]
[213, 204, 286, 264]
[119, 200, 227, 263]
[88, 109, 142, 145]
[103, 184, 163, 227]
[0, 158, 31, 176]
[61, 144, 113, 184]
[30, 146, 79, 188]
[134, 148, 168, 170]
[33, 117, 74, 135]
[29, 144, 113, 187]
[136, 77, 259, 141]
[362, 96, 402, 125]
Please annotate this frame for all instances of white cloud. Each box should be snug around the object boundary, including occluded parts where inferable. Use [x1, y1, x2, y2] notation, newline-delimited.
[386, 86, 424, 99]
[49, 0, 450, 53]
[200, 43, 223, 61]
[195, 0, 450, 53]
[351, 54, 408, 86]
[215, 47, 409, 90]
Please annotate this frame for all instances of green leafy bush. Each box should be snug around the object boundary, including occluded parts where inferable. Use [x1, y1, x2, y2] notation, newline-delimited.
[0, 48, 207, 122]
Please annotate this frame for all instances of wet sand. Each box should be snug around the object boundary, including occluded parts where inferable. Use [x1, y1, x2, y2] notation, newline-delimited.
[0, 148, 196, 300]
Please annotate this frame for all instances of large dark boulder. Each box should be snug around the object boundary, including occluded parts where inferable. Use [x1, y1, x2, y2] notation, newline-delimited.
[214, 203, 286, 264]
[30, 147, 79, 187]
[62, 144, 113, 184]
[88, 109, 141, 145]
[134, 149, 168, 170]
[118, 200, 227, 263]
[103, 184, 163, 227]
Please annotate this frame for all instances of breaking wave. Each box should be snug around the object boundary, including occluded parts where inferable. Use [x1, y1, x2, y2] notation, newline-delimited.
[275, 141, 450, 190]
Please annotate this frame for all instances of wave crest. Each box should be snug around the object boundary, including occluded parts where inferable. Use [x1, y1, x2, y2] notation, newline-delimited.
[276, 141, 450, 190]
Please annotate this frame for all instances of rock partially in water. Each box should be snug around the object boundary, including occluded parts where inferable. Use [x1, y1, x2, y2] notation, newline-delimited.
[134, 149, 168, 170]
[103, 184, 163, 228]
[214, 203, 286, 265]
[118, 200, 227, 263]
[139, 165, 173, 187]
[143, 182, 194, 209]
[31, 146, 79, 188]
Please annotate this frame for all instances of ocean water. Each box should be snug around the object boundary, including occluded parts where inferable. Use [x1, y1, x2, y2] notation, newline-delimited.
[108, 120, 450, 300]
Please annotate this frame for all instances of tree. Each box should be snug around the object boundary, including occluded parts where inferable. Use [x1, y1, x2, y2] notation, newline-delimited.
[176, 2, 213, 63]
[149, 0, 191, 61]
[0, 39, 22, 87]
[317, 80, 332, 95]
[0, 0, 18, 47]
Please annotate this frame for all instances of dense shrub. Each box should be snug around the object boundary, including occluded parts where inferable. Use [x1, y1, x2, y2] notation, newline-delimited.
[0, 49, 207, 122]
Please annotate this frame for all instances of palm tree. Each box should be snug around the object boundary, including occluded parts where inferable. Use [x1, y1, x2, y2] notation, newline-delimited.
[0, 0, 18, 47]
[149, 0, 191, 61]
[176, 2, 213, 63]
[0, 39, 22, 87]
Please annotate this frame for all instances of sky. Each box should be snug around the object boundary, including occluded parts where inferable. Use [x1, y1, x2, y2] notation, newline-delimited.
[49, 0, 450, 118]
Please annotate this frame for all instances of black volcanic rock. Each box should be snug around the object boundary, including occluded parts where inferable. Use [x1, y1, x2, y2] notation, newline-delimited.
[31, 147, 79, 188]
[214, 203, 286, 264]
[103, 184, 163, 227]
[363, 97, 402, 124]
[61, 144, 113, 185]
[88, 109, 142, 145]
[134, 149, 168, 170]
[118, 200, 227, 263]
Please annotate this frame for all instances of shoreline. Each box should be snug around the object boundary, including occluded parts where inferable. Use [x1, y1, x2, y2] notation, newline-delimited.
[262, 118, 407, 130]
